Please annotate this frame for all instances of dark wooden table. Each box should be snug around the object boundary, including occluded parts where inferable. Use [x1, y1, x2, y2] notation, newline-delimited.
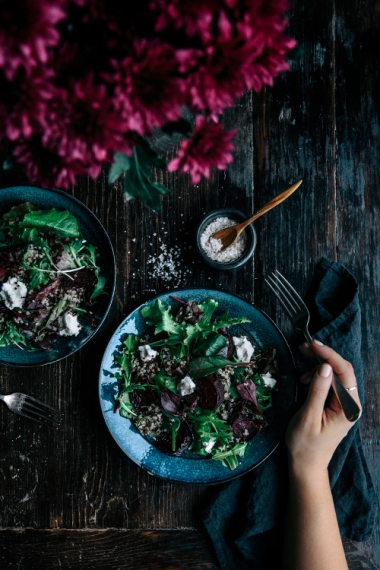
[0, 1, 379, 569]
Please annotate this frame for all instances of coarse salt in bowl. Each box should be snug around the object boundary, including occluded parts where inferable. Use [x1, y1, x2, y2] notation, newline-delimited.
[196, 208, 257, 269]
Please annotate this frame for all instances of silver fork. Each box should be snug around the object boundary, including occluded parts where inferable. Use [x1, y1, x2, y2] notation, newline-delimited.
[0, 392, 59, 424]
[265, 270, 361, 422]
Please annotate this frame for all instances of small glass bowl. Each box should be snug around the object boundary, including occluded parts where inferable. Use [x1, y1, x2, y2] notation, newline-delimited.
[196, 208, 257, 270]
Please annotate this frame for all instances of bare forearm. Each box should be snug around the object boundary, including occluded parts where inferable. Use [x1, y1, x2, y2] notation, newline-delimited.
[282, 464, 348, 570]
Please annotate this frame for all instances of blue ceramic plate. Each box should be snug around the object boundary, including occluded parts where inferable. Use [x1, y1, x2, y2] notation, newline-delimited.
[0, 186, 116, 366]
[99, 289, 296, 484]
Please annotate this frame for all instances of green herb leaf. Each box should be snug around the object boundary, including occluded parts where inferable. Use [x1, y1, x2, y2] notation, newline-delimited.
[108, 152, 131, 184]
[21, 209, 80, 238]
[122, 142, 170, 211]
[193, 332, 227, 356]
[189, 356, 234, 378]
[90, 274, 106, 300]
[141, 299, 184, 337]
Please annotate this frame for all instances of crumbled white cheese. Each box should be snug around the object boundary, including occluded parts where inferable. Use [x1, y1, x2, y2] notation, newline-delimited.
[177, 375, 196, 396]
[58, 311, 82, 337]
[203, 439, 216, 454]
[0, 277, 27, 309]
[232, 335, 254, 362]
[261, 372, 277, 388]
[138, 344, 158, 362]
[56, 250, 75, 270]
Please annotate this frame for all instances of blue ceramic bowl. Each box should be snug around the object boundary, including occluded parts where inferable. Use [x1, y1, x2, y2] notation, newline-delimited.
[99, 288, 296, 485]
[0, 186, 116, 366]
[196, 208, 257, 270]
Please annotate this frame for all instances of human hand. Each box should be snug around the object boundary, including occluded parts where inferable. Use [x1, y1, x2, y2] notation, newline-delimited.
[286, 340, 362, 479]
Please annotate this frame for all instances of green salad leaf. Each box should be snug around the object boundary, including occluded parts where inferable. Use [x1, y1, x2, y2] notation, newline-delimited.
[20, 209, 80, 238]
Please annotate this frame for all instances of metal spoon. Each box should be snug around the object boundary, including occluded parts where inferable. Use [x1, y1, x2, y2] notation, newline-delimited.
[212, 180, 303, 251]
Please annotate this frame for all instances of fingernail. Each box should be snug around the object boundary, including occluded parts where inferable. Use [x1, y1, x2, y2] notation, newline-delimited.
[314, 340, 324, 346]
[319, 363, 332, 377]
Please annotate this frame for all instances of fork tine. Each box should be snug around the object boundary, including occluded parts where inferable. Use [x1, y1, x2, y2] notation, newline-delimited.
[21, 401, 59, 422]
[22, 394, 57, 413]
[273, 270, 304, 312]
[265, 275, 299, 318]
[13, 408, 45, 424]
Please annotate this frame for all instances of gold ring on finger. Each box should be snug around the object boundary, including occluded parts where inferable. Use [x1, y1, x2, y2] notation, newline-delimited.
[346, 386, 358, 391]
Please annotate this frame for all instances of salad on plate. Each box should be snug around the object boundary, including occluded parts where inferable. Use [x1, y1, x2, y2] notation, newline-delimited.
[0, 202, 106, 351]
[113, 295, 279, 470]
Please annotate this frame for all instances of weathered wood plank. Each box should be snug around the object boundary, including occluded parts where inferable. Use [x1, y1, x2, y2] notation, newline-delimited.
[0, 529, 219, 570]
[0, 530, 375, 570]
[334, 0, 380, 566]
[0, 92, 255, 531]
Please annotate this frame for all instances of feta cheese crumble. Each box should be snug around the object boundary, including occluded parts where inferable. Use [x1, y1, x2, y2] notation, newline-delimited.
[261, 372, 277, 388]
[203, 439, 216, 454]
[0, 277, 27, 310]
[58, 311, 82, 337]
[138, 344, 158, 362]
[232, 335, 254, 362]
[177, 375, 196, 396]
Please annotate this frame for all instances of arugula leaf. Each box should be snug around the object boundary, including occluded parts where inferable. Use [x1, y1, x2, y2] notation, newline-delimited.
[214, 311, 251, 330]
[197, 298, 218, 326]
[141, 299, 184, 337]
[20, 209, 80, 238]
[154, 374, 177, 394]
[114, 334, 139, 386]
[90, 274, 106, 300]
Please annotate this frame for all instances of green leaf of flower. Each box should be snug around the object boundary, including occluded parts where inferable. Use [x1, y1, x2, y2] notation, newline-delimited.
[108, 152, 131, 184]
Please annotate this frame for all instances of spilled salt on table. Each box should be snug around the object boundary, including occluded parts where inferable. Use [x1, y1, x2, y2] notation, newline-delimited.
[200, 217, 247, 263]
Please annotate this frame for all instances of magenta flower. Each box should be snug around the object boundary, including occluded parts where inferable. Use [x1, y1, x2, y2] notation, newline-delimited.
[168, 116, 236, 184]
[0, 0, 65, 79]
[111, 39, 185, 135]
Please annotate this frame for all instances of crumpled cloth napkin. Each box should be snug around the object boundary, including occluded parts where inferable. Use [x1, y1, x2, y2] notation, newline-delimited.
[203, 258, 377, 570]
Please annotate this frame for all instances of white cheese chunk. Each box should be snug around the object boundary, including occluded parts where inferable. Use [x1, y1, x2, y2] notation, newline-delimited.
[138, 344, 158, 362]
[261, 372, 277, 388]
[203, 439, 216, 454]
[0, 277, 27, 310]
[232, 335, 254, 363]
[56, 250, 75, 270]
[58, 311, 82, 337]
[177, 375, 196, 396]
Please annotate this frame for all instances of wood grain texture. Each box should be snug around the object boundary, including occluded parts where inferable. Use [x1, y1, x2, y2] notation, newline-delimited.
[0, 0, 379, 568]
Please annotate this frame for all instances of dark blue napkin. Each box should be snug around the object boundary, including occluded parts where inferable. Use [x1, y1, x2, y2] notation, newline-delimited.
[203, 258, 377, 570]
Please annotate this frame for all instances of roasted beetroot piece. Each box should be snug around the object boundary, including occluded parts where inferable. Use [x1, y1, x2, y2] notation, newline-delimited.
[156, 419, 194, 456]
[62, 268, 96, 290]
[130, 386, 160, 410]
[161, 388, 183, 417]
[0, 246, 26, 282]
[229, 401, 267, 442]
[183, 392, 199, 410]
[196, 374, 224, 409]
[175, 300, 204, 323]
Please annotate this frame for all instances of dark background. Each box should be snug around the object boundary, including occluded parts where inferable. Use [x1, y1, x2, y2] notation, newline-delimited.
[0, 0, 379, 568]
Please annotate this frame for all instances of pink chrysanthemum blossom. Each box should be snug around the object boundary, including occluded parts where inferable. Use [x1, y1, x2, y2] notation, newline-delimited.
[45, 76, 130, 159]
[111, 39, 185, 135]
[168, 116, 236, 184]
[13, 137, 83, 188]
[0, 68, 53, 142]
[15, 75, 133, 188]
[0, 0, 66, 80]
